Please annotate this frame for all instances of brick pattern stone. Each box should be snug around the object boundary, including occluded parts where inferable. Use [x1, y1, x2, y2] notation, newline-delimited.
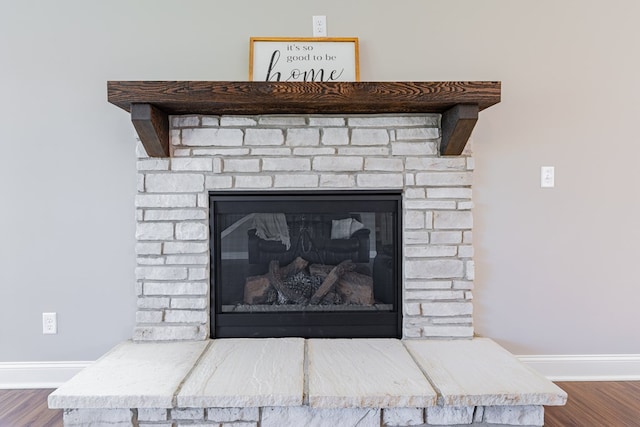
[135, 114, 474, 341]
[65, 405, 544, 426]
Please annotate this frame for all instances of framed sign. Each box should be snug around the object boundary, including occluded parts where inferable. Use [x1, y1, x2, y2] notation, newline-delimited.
[249, 37, 359, 82]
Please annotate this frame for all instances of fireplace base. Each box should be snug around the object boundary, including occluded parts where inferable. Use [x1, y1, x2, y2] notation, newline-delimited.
[49, 338, 566, 427]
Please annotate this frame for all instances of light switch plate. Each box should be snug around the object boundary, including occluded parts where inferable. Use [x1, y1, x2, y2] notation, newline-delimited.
[541, 166, 555, 188]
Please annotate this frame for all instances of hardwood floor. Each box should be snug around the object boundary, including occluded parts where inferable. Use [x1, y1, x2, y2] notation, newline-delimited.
[545, 381, 640, 427]
[0, 382, 638, 426]
[0, 389, 62, 427]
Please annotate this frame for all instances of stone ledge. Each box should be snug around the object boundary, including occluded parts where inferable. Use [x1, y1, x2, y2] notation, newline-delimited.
[308, 339, 437, 408]
[49, 338, 566, 418]
[177, 338, 304, 407]
[405, 338, 567, 407]
[48, 341, 208, 409]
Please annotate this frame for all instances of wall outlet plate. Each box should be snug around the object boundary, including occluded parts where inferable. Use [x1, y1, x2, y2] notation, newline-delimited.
[313, 15, 327, 37]
[43, 312, 57, 334]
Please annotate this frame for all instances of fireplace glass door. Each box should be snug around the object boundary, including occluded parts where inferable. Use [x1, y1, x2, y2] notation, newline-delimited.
[210, 191, 402, 338]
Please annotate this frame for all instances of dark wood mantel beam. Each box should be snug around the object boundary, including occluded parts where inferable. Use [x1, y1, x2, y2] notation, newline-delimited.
[107, 81, 500, 157]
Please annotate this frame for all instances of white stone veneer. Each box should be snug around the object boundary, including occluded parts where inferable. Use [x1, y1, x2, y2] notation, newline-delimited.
[64, 405, 544, 427]
[134, 114, 475, 341]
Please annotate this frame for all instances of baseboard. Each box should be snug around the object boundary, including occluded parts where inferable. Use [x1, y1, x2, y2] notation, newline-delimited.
[2, 355, 639, 389]
[0, 361, 92, 389]
[518, 354, 640, 381]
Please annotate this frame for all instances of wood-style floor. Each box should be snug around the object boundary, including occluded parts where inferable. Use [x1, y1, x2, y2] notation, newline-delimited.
[545, 381, 640, 427]
[0, 382, 639, 426]
[0, 389, 61, 427]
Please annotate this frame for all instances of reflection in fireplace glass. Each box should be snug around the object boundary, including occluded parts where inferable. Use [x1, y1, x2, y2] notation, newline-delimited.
[214, 194, 399, 311]
[210, 191, 402, 338]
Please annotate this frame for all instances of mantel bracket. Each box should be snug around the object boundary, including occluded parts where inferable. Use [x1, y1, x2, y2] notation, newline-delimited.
[131, 104, 170, 158]
[440, 104, 479, 156]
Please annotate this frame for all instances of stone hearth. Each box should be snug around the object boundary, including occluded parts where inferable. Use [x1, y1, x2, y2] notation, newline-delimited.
[49, 338, 566, 427]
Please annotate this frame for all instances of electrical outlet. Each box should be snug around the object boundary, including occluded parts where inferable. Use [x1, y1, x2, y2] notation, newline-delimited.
[313, 15, 327, 37]
[541, 166, 555, 188]
[43, 312, 57, 334]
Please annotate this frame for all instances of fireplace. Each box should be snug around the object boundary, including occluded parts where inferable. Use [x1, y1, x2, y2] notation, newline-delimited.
[50, 81, 570, 427]
[210, 190, 402, 338]
[109, 81, 501, 342]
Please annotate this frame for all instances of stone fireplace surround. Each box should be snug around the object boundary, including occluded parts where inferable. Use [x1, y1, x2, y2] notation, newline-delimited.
[134, 112, 473, 342]
[49, 82, 567, 426]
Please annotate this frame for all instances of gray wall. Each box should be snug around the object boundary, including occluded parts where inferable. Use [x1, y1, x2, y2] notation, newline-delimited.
[1, 0, 638, 361]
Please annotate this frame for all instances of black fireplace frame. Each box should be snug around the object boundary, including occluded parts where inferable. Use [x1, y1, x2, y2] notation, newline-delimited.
[209, 190, 403, 339]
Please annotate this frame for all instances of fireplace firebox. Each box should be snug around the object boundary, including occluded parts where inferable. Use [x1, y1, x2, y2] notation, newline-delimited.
[210, 191, 402, 338]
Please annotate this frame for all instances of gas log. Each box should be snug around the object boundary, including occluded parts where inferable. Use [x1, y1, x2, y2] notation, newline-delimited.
[243, 257, 374, 306]
[309, 260, 356, 304]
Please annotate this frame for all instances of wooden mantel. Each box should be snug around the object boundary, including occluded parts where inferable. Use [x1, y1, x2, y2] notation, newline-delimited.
[107, 81, 500, 157]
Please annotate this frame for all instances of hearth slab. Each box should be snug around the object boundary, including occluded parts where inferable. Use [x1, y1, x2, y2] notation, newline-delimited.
[48, 337, 566, 420]
[176, 338, 305, 407]
[48, 340, 208, 409]
[307, 339, 437, 408]
[405, 338, 568, 407]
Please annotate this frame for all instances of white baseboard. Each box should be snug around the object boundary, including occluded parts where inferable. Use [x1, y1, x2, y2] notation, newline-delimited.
[1, 355, 639, 389]
[518, 354, 640, 381]
[0, 361, 92, 389]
